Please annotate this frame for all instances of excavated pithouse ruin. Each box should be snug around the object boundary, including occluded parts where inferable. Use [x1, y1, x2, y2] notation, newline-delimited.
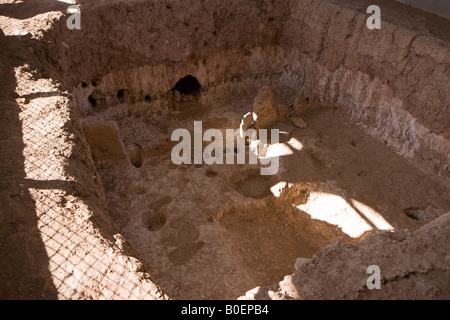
[0, 0, 449, 300]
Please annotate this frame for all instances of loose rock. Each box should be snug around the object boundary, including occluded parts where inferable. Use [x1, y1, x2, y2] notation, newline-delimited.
[291, 117, 308, 129]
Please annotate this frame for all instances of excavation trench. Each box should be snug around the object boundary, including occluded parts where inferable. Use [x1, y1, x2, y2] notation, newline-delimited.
[74, 64, 449, 300]
[19, 0, 449, 300]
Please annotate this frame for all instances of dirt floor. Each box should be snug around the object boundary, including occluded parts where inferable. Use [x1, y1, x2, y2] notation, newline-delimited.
[94, 95, 450, 299]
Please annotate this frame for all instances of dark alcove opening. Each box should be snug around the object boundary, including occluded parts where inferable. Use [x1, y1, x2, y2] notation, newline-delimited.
[170, 75, 202, 96]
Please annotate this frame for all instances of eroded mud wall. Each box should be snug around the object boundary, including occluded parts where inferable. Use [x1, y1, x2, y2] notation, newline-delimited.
[38, 0, 449, 181]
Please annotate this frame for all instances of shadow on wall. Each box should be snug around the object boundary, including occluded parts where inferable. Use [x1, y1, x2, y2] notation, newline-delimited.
[396, 0, 450, 20]
[0, 28, 57, 299]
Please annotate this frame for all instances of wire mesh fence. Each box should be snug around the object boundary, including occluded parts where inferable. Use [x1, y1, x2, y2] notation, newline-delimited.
[0, 7, 166, 299]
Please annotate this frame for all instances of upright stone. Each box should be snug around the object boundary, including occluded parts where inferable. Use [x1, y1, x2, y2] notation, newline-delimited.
[252, 86, 278, 129]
